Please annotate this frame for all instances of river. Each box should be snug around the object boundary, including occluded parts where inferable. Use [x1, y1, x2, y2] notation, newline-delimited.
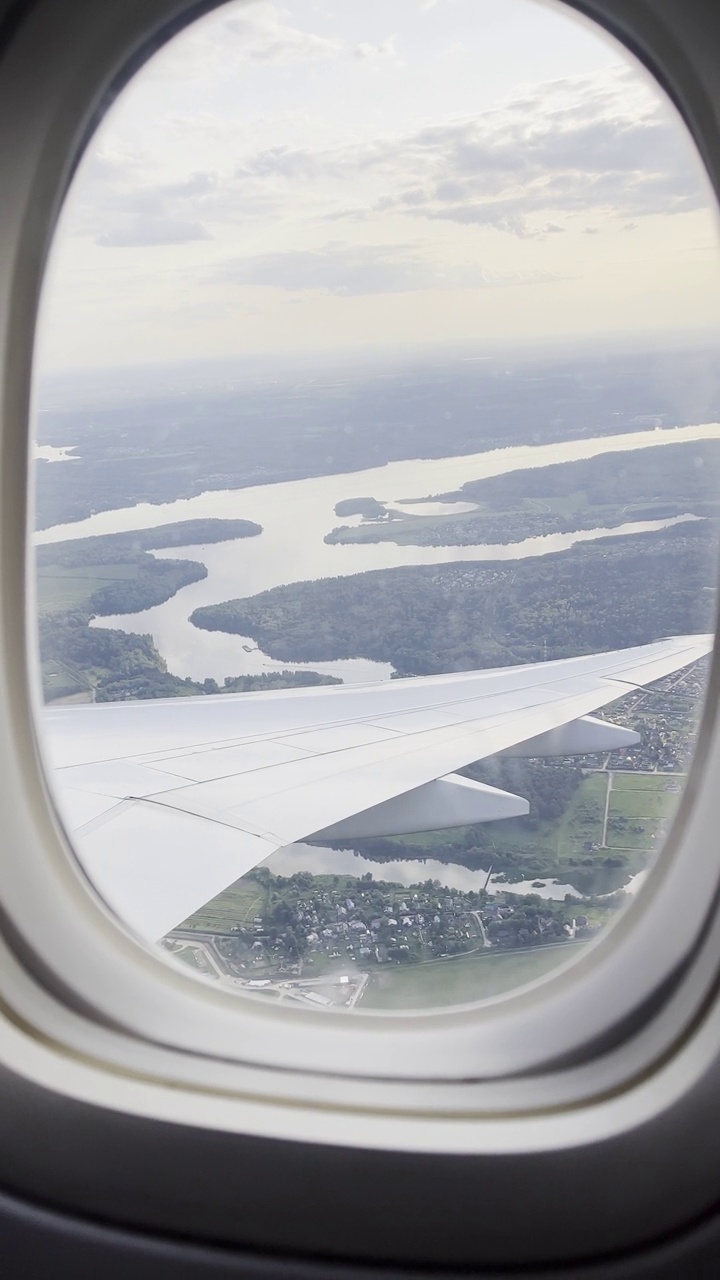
[34, 444, 80, 462]
[264, 843, 649, 899]
[36, 420, 720, 684]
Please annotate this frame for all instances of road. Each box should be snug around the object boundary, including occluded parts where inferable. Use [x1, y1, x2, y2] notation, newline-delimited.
[471, 911, 493, 948]
[601, 771, 613, 847]
[165, 935, 370, 1008]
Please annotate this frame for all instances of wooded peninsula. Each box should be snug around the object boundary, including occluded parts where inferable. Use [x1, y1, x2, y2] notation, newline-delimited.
[325, 442, 720, 547]
[191, 522, 716, 677]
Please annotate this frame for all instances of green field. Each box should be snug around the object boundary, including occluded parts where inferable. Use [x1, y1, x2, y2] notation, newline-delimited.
[170, 944, 209, 972]
[385, 768, 681, 892]
[41, 656, 92, 700]
[487, 771, 679, 865]
[361, 943, 582, 1010]
[392, 771, 609, 869]
[36, 564, 140, 614]
[609, 787, 677, 819]
[177, 879, 266, 932]
[492, 772, 608, 861]
[605, 817, 665, 851]
[611, 772, 682, 791]
[606, 772, 680, 850]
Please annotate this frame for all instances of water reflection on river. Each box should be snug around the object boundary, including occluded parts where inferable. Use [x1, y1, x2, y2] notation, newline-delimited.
[38, 421, 720, 547]
[34, 421, 718, 684]
[390, 500, 478, 517]
[93, 513, 699, 682]
[264, 842, 645, 900]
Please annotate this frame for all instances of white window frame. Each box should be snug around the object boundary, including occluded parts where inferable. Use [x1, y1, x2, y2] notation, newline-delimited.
[2, 0, 720, 1262]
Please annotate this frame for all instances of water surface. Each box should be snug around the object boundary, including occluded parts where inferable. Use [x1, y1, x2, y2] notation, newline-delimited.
[265, 842, 645, 900]
[37, 421, 720, 682]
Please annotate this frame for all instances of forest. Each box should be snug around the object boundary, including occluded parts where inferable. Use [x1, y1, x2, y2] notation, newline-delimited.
[191, 522, 717, 676]
[39, 607, 341, 703]
[36, 518, 261, 567]
[334, 497, 386, 518]
[36, 517, 265, 616]
[93, 666, 341, 703]
[86, 558, 205, 616]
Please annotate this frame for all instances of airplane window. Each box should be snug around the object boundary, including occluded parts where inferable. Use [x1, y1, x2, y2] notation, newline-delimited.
[30, 0, 720, 1020]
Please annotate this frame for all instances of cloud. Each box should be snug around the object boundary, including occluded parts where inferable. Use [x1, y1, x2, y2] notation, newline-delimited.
[215, 243, 562, 295]
[227, 65, 707, 237]
[72, 140, 288, 246]
[224, 4, 342, 64]
[221, 244, 435, 294]
[73, 64, 709, 257]
[421, 200, 533, 237]
[96, 217, 213, 247]
[236, 146, 326, 183]
[77, 162, 227, 247]
[162, 171, 218, 199]
[385, 80, 704, 233]
[131, 2, 344, 86]
[354, 37, 398, 61]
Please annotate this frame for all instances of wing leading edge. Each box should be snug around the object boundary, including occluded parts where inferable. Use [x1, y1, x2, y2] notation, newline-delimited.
[41, 635, 712, 941]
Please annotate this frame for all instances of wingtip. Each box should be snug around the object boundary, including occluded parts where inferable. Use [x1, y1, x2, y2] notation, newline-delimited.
[660, 633, 714, 653]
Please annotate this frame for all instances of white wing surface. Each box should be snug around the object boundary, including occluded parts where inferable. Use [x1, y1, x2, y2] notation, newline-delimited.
[41, 635, 711, 940]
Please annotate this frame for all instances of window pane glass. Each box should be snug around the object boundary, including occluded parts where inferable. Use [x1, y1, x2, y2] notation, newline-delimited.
[32, 0, 720, 1014]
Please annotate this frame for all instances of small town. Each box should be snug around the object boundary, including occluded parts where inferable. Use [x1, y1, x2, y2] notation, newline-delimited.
[594, 660, 707, 773]
[164, 869, 613, 1008]
[161, 662, 711, 1011]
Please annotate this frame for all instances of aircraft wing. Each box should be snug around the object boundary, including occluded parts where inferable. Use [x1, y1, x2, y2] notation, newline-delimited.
[41, 635, 711, 941]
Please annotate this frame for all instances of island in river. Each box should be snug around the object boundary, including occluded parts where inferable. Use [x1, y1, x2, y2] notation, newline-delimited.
[324, 441, 720, 547]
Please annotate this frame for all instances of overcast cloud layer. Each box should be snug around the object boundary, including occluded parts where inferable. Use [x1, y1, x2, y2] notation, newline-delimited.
[38, 0, 720, 369]
[78, 62, 704, 251]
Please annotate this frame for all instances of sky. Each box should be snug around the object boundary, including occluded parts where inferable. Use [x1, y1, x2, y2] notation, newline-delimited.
[36, 0, 720, 373]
